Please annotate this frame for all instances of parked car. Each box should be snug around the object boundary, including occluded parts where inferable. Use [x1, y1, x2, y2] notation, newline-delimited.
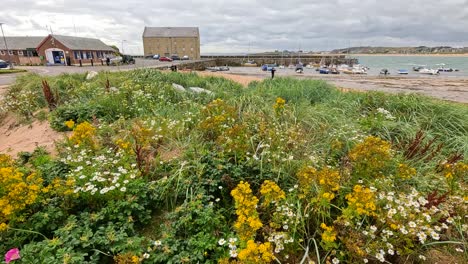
[152, 54, 160, 59]
[170, 55, 180, 61]
[102, 56, 123, 65]
[0, 60, 9, 69]
[159, 57, 173, 62]
[182, 55, 189, 60]
[122, 55, 135, 64]
[261, 64, 277, 71]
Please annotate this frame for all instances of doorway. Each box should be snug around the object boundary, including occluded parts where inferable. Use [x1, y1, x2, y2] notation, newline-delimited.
[45, 48, 67, 65]
[52, 51, 64, 64]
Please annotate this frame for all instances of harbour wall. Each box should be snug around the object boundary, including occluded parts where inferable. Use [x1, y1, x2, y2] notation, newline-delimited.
[200, 55, 358, 66]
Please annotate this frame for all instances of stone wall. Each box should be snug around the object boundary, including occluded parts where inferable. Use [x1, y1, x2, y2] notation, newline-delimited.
[201, 55, 358, 66]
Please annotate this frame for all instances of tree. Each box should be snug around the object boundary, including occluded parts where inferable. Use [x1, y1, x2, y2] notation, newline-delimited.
[109, 45, 122, 56]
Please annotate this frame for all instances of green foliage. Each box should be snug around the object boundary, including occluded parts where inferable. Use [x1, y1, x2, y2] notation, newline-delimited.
[1, 70, 467, 264]
[0, 69, 27, 74]
[148, 193, 228, 263]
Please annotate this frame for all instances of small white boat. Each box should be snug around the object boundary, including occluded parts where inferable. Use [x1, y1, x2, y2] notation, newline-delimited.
[206, 66, 230, 72]
[397, 69, 409, 75]
[419, 68, 439, 75]
[343, 65, 367, 74]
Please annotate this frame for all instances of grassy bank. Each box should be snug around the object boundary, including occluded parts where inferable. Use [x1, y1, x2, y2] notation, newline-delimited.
[0, 69, 27, 74]
[0, 69, 467, 263]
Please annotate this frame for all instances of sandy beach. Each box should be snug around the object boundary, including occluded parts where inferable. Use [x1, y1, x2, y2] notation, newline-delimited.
[201, 67, 468, 103]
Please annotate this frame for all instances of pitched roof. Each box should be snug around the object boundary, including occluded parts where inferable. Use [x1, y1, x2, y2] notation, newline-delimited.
[0, 36, 45, 50]
[40, 35, 114, 51]
[143, 27, 199, 38]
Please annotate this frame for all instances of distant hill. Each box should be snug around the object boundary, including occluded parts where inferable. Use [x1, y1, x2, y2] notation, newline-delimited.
[330, 46, 468, 54]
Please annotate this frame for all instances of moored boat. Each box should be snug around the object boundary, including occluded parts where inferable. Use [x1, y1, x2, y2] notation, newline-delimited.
[398, 69, 409, 75]
[419, 68, 439, 75]
[319, 68, 330, 74]
[413, 66, 426, 72]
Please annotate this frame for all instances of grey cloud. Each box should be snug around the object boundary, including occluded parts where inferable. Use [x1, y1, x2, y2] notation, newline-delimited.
[1, 0, 468, 54]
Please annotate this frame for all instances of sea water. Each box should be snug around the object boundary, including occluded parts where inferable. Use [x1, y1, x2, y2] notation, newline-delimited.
[353, 55, 468, 77]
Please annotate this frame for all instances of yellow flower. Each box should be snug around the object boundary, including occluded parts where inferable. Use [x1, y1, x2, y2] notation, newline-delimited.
[397, 163, 416, 179]
[231, 181, 263, 241]
[69, 121, 96, 147]
[320, 223, 337, 243]
[0, 167, 43, 225]
[115, 138, 131, 151]
[238, 240, 273, 263]
[260, 180, 285, 206]
[273, 97, 286, 115]
[322, 192, 335, 201]
[0, 222, 8, 232]
[296, 166, 341, 198]
[349, 136, 392, 174]
[64, 119, 75, 129]
[345, 185, 377, 217]
[131, 255, 140, 263]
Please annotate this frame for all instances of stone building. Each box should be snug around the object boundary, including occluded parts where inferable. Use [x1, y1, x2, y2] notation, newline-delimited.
[0, 36, 44, 65]
[36, 34, 115, 66]
[142, 27, 200, 59]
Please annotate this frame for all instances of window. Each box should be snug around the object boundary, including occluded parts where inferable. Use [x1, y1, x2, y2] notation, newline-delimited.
[96, 51, 102, 58]
[86, 51, 93, 59]
[0, 50, 5, 55]
[74, 51, 81, 59]
[82, 52, 87, 59]
[18, 50, 24, 56]
[25, 50, 38, 57]
[8, 50, 14, 55]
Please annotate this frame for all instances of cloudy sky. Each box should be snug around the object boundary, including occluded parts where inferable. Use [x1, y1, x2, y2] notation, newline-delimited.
[2, 0, 468, 54]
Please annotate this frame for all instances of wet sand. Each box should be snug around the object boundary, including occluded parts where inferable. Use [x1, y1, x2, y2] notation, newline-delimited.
[210, 67, 468, 103]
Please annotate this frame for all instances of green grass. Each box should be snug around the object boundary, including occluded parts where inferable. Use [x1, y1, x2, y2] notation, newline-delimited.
[0, 68, 27, 74]
[1, 68, 467, 264]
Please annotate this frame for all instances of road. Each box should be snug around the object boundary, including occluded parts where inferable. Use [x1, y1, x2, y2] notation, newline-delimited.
[0, 58, 200, 86]
[0, 74, 17, 86]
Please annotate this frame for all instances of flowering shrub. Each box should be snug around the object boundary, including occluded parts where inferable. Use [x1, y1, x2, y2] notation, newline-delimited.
[63, 147, 139, 199]
[344, 185, 377, 217]
[320, 223, 338, 249]
[231, 181, 262, 241]
[260, 180, 285, 206]
[349, 136, 393, 176]
[296, 166, 341, 202]
[199, 99, 236, 140]
[69, 121, 97, 148]
[237, 240, 273, 263]
[0, 166, 43, 229]
[440, 161, 468, 192]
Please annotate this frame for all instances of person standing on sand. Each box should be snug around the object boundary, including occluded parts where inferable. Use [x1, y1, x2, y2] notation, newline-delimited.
[271, 67, 276, 79]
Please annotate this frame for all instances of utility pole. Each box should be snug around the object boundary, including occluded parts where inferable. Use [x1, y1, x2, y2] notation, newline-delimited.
[0, 23, 13, 69]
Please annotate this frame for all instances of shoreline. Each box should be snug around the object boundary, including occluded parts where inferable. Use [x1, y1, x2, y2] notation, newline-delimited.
[198, 67, 468, 104]
[338, 53, 468, 57]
